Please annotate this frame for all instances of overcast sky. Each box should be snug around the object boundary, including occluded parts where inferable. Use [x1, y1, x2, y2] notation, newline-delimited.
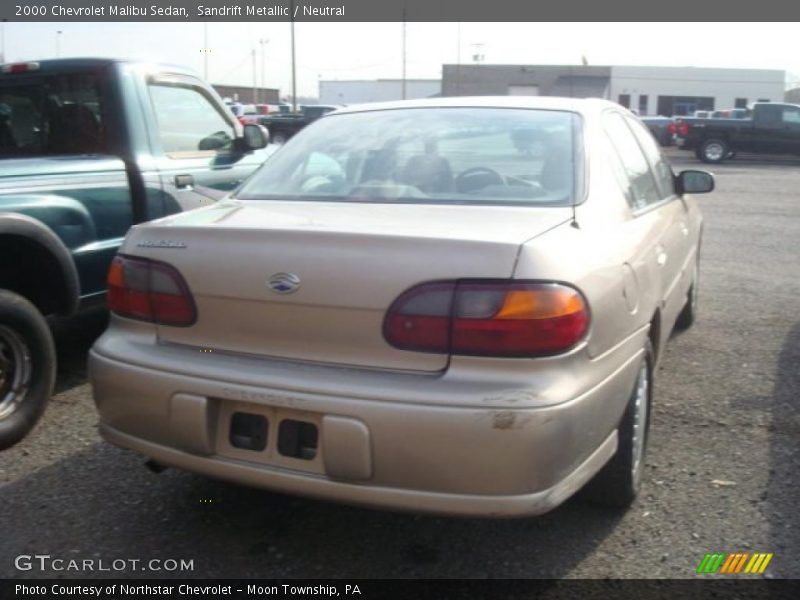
[3, 22, 799, 97]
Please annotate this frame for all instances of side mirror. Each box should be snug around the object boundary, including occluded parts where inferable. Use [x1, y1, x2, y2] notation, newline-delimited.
[677, 169, 714, 195]
[240, 123, 269, 151]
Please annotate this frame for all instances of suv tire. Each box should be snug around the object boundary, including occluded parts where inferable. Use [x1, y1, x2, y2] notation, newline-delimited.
[0, 290, 55, 450]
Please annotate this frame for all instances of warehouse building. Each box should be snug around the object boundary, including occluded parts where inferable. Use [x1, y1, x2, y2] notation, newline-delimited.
[319, 79, 441, 105]
[442, 65, 786, 116]
[212, 84, 280, 105]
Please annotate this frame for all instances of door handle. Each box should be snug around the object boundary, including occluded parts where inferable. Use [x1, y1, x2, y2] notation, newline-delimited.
[175, 174, 194, 189]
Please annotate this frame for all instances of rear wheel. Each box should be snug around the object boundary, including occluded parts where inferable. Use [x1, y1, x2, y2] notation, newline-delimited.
[271, 131, 288, 145]
[583, 341, 653, 508]
[698, 138, 730, 163]
[0, 290, 55, 450]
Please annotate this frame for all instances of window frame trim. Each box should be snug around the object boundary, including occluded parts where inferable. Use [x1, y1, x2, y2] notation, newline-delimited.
[146, 74, 239, 159]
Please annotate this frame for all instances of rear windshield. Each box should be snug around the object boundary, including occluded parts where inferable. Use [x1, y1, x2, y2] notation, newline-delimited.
[0, 71, 107, 158]
[237, 107, 580, 206]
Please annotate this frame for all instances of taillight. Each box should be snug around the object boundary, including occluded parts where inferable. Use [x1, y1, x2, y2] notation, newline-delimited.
[2, 62, 40, 74]
[667, 122, 676, 135]
[384, 281, 589, 357]
[107, 255, 196, 326]
[676, 120, 689, 137]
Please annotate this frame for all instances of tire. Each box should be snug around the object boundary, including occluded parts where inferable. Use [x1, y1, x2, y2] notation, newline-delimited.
[698, 138, 730, 164]
[271, 131, 288, 145]
[675, 256, 699, 330]
[0, 290, 55, 450]
[583, 341, 653, 508]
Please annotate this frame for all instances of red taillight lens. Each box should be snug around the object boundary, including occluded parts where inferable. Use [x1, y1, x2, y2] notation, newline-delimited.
[676, 121, 689, 137]
[2, 62, 40, 74]
[384, 281, 589, 357]
[107, 255, 196, 326]
[667, 122, 676, 135]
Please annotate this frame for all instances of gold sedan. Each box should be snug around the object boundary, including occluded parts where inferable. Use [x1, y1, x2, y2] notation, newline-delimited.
[90, 97, 714, 517]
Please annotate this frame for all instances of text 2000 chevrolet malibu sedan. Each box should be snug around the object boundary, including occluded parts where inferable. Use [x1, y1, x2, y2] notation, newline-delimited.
[90, 97, 714, 517]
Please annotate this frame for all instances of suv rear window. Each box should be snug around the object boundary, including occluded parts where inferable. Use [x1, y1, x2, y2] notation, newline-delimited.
[0, 71, 107, 158]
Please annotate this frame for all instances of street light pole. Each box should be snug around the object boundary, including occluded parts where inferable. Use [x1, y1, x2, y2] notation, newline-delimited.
[56, 30, 62, 58]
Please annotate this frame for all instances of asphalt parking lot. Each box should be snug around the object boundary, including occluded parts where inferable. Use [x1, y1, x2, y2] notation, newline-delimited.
[0, 149, 798, 580]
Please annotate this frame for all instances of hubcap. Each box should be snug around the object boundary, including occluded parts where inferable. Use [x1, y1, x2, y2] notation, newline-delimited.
[0, 326, 32, 420]
[631, 360, 649, 484]
[704, 142, 724, 161]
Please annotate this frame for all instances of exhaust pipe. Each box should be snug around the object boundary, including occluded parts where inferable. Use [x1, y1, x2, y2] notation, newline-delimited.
[145, 459, 167, 474]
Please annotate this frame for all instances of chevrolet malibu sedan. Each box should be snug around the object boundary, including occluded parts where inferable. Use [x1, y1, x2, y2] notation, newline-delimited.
[89, 97, 713, 517]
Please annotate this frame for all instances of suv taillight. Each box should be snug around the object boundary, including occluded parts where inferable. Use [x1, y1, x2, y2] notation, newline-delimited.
[676, 120, 689, 137]
[107, 255, 196, 326]
[383, 281, 589, 357]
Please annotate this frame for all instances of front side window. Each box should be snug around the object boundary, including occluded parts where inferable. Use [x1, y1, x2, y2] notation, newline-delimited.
[0, 71, 106, 157]
[149, 83, 234, 156]
[237, 107, 579, 207]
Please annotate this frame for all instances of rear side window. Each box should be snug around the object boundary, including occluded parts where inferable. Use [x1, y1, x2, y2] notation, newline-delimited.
[625, 116, 675, 200]
[602, 112, 661, 211]
[148, 83, 235, 156]
[756, 105, 782, 125]
[0, 71, 107, 157]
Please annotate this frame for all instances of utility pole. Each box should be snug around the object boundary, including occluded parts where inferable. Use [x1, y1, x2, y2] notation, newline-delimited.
[251, 48, 257, 103]
[259, 38, 269, 102]
[290, 0, 297, 113]
[455, 22, 461, 96]
[56, 30, 62, 58]
[203, 23, 209, 80]
[1, 22, 6, 64]
[401, 11, 407, 100]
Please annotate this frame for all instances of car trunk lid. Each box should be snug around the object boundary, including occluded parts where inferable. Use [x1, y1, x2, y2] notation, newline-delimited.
[124, 200, 572, 372]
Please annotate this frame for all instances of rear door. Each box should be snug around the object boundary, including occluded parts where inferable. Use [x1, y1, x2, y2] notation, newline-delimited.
[145, 74, 270, 215]
[603, 111, 688, 332]
[625, 114, 697, 322]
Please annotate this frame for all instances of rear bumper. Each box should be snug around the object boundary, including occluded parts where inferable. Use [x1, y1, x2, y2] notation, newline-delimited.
[99, 421, 617, 518]
[89, 325, 646, 517]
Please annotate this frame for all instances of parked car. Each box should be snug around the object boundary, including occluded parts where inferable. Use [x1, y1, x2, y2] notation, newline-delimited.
[639, 115, 676, 147]
[0, 58, 269, 449]
[675, 102, 800, 163]
[257, 104, 341, 144]
[693, 110, 710, 118]
[90, 97, 714, 517]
